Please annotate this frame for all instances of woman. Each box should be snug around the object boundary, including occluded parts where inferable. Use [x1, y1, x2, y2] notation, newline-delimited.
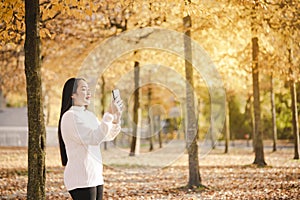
[58, 78, 122, 200]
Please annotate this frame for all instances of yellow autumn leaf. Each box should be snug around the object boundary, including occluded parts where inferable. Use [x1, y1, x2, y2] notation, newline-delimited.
[40, 28, 51, 39]
[85, 8, 93, 17]
[70, 0, 79, 6]
[51, 3, 62, 13]
[2, 9, 13, 24]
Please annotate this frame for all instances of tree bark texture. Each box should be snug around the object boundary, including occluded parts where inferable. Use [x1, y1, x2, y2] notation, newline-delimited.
[25, 0, 46, 199]
[183, 14, 202, 188]
[129, 60, 140, 156]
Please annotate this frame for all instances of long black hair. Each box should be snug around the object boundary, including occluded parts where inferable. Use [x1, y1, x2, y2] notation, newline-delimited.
[58, 77, 85, 166]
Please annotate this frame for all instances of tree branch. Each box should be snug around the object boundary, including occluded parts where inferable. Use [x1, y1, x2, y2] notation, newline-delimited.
[40, 11, 61, 24]
[39, 0, 51, 7]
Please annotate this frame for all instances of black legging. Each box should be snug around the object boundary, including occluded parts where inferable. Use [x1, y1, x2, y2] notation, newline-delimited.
[69, 185, 103, 200]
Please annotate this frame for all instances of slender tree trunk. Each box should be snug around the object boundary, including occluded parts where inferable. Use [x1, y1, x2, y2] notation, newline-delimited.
[225, 97, 230, 154]
[100, 76, 108, 150]
[229, 99, 235, 147]
[157, 115, 162, 148]
[129, 60, 140, 156]
[148, 85, 154, 151]
[270, 71, 277, 152]
[250, 96, 255, 151]
[25, 0, 46, 199]
[0, 88, 5, 110]
[149, 117, 154, 151]
[251, 0, 266, 166]
[288, 49, 299, 160]
[251, 37, 266, 166]
[210, 118, 216, 149]
[183, 14, 202, 188]
[290, 80, 299, 159]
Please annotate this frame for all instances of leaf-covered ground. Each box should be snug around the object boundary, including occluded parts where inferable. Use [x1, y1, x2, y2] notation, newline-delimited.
[0, 140, 299, 199]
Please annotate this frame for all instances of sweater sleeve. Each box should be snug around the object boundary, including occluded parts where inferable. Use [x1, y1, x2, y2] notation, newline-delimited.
[103, 123, 121, 141]
[61, 111, 114, 145]
[99, 112, 122, 142]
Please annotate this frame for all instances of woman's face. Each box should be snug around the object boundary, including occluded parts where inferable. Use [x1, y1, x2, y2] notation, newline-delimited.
[72, 80, 91, 106]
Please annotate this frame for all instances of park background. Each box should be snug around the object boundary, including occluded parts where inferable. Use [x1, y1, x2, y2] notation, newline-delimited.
[0, 0, 299, 199]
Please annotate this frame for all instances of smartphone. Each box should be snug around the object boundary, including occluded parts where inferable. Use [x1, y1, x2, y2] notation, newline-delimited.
[112, 89, 120, 100]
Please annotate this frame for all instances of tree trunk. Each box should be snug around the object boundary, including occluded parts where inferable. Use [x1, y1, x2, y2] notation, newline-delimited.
[100, 76, 108, 150]
[250, 96, 255, 151]
[0, 88, 5, 110]
[183, 14, 202, 188]
[229, 99, 235, 147]
[251, 37, 266, 166]
[270, 71, 277, 152]
[157, 115, 163, 148]
[290, 80, 299, 159]
[251, 0, 266, 166]
[225, 97, 230, 154]
[288, 49, 299, 160]
[129, 60, 140, 156]
[148, 85, 154, 151]
[25, 0, 46, 199]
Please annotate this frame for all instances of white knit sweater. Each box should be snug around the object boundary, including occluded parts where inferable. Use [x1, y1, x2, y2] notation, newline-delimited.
[61, 106, 121, 191]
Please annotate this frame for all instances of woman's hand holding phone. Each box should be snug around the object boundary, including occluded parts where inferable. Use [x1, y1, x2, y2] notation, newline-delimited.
[109, 89, 123, 124]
